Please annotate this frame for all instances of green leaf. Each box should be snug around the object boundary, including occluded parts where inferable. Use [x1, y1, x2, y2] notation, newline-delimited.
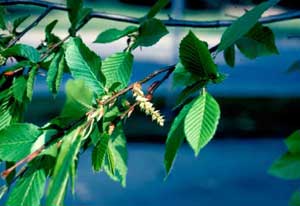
[47, 50, 65, 94]
[12, 14, 30, 34]
[13, 76, 27, 102]
[45, 20, 60, 44]
[1, 44, 40, 63]
[184, 92, 220, 156]
[287, 60, 300, 73]
[66, 0, 91, 36]
[64, 37, 104, 95]
[236, 23, 279, 59]
[145, 0, 169, 19]
[56, 79, 94, 127]
[104, 125, 127, 187]
[0, 123, 42, 162]
[47, 128, 82, 206]
[134, 18, 168, 48]
[172, 62, 198, 87]
[102, 52, 133, 89]
[26, 65, 38, 101]
[6, 160, 46, 206]
[285, 130, 300, 154]
[290, 191, 300, 206]
[174, 81, 206, 109]
[269, 152, 300, 180]
[94, 26, 138, 43]
[217, 0, 279, 52]
[0, 6, 6, 30]
[92, 133, 110, 172]
[179, 31, 218, 79]
[224, 45, 235, 67]
[164, 100, 195, 176]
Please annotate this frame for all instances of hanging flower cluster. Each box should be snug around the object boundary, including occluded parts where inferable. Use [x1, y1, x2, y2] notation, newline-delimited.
[132, 83, 164, 126]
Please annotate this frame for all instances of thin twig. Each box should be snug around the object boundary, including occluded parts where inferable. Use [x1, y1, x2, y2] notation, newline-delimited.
[1, 0, 300, 28]
[7, 6, 52, 48]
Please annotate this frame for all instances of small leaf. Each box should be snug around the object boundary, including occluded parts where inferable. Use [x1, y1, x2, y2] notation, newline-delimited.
[172, 62, 198, 87]
[1, 44, 40, 63]
[45, 19, 60, 44]
[217, 0, 279, 52]
[47, 50, 65, 94]
[13, 76, 27, 102]
[269, 152, 300, 180]
[102, 52, 133, 89]
[290, 191, 300, 206]
[236, 23, 279, 59]
[134, 18, 168, 48]
[287, 60, 300, 73]
[47, 128, 82, 206]
[145, 0, 169, 19]
[184, 92, 220, 156]
[92, 133, 110, 172]
[224, 45, 235, 67]
[94, 26, 138, 43]
[26, 65, 38, 101]
[6, 160, 46, 206]
[285, 130, 300, 154]
[12, 14, 30, 34]
[64, 37, 104, 95]
[164, 100, 195, 176]
[104, 124, 127, 187]
[0, 123, 42, 162]
[0, 6, 6, 30]
[179, 31, 218, 79]
[174, 81, 206, 109]
[66, 0, 91, 36]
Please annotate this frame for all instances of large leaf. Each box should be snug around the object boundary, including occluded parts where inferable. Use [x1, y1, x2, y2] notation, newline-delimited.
[1, 44, 40, 63]
[101, 52, 133, 89]
[145, 0, 169, 19]
[179, 31, 218, 79]
[164, 100, 195, 176]
[92, 132, 110, 172]
[104, 125, 127, 187]
[94, 26, 138, 43]
[217, 0, 279, 52]
[184, 92, 220, 156]
[46, 50, 65, 94]
[6, 160, 46, 206]
[269, 152, 300, 180]
[56, 79, 93, 127]
[47, 128, 82, 206]
[64, 37, 104, 95]
[0, 123, 42, 162]
[285, 130, 300, 154]
[133, 18, 168, 48]
[236, 23, 279, 59]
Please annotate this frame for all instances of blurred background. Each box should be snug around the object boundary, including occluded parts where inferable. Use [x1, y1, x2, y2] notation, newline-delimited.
[2, 0, 300, 205]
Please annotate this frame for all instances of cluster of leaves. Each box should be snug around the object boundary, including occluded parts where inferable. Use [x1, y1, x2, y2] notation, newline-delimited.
[0, 0, 283, 205]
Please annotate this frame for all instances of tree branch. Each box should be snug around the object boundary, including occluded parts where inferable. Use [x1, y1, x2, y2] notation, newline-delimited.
[1, 0, 300, 28]
[7, 6, 52, 47]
